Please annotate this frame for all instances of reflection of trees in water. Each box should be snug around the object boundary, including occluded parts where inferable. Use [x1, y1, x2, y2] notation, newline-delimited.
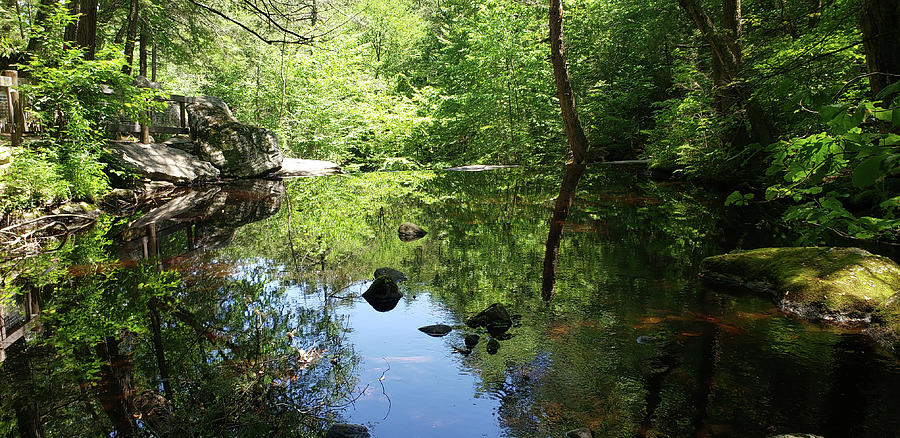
[0, 180, 360, 437]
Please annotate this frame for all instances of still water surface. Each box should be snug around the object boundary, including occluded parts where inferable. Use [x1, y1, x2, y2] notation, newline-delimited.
[3, 165, 900, 437]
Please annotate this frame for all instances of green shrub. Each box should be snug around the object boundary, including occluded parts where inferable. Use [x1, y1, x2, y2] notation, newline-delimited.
[1, 147, 69, 210]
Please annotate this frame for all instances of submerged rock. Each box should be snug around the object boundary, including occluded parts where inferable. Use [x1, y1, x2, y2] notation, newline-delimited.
[325, 423, 370, 438]
[565, 428, 595, 438]
[466, 303, 513, 336]
[767, 435, 823, 438]
[374, 267, 407, 282]
[398, 222, 427, 241]
[187, 96, 283, 178]
[701, 247, 900, 352]
[362, 276, 403, 312]
[418, 324, 453, 337]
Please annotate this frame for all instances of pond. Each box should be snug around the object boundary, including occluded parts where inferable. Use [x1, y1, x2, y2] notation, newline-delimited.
[2, 165, 900, 437]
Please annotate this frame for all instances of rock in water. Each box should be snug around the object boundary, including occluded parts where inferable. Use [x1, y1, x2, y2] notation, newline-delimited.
[464, 334, 480, 348]
[566, 428, 595, 438]
[466, 303, 513, 335]
[187, 96, 283, 178]
[701, 247, 900, 353]
[362, 276, 403, 312]
[374, 267, 407, 282]
[398, 222, 427, 241]
[486, 338, 500, 354]
[325, 423, 370, 438]
[418, 324, 453, 337]
[107, 141, 220, 184]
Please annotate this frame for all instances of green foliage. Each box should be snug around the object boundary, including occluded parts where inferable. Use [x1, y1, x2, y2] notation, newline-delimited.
[0, 147, 69, 209]
[763, 89, 900, 242]
[3, 5, 162, 210]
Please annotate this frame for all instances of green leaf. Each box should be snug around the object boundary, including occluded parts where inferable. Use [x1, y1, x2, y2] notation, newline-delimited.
[819, 103, 849, 122]
[851, 104, 867, 126]
[725, 191, 745, 206]
[852, 155, 886, 188]
[893, 109, 900, 128]
[875, 80, 900, 100]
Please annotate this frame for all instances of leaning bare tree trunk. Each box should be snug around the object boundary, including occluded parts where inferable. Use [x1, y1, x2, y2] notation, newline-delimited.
[123, 0, 139, 74]
[860, 0, 900, 97]
[549, 0, 588, 164]
[542, 0, 590, 301]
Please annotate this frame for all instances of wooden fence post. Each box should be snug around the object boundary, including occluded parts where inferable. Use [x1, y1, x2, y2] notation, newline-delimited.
[2, 77, 13, 140]
[141, 113, 150, 143]
[2, 70, 23, 147]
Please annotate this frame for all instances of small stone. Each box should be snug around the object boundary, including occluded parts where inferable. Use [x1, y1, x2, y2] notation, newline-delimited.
[362, 276, 403, 312]
[398, 222, 427, 241]
[565, 428, 594, 438]
[486, 338, 500, 354]
[418, 324, 453, 337]
[464, 334, 480, 348]
[466, 303, 513, 336]
[325, 423, 370, 438]
[374, 267, 407, 282]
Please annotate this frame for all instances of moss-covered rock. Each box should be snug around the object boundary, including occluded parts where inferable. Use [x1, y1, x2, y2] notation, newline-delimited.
[701, 247, 900, 351]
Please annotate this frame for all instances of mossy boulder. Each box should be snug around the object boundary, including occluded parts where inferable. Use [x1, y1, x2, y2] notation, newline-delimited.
[701, 247, 900, 352]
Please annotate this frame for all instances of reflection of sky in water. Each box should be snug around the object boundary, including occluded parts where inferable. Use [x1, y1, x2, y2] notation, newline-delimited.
[286, 281, 504, 437]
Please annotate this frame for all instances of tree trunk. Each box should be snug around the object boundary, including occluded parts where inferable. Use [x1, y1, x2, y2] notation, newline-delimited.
[859, 0, 900, 98]
[151, 41, 157, 81]
[678, 0, 771, 147]
[2, 338, 45, 438]
[123, 0, 139, 74]
[77, 0, 98, 59]
[139, 22, 148, 77]
[549, 0, 589, 164]
[542, 0, 590, 301]
[95, 337, 137, 436]
[149, 304, 173, 399]
[63, 0, 82, 43]
[25, 0, 56, 53]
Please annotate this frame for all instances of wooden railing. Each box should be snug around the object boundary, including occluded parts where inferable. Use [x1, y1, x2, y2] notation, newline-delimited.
[105, 94, 196, 143]
[1, 70, 28, 147]
[0, 290, 40, 362]
[1, 69, 196, 145]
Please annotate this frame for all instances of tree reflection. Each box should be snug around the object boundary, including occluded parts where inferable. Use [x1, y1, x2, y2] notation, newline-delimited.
[541, 163, 586, 301]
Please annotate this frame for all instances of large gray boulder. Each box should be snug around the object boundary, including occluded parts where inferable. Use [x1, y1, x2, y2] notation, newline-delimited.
[107, 141, 219, 184]
[187, 96, 283, 178]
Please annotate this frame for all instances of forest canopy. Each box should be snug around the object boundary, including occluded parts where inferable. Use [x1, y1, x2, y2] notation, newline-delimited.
[0, 0, 898, 242]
